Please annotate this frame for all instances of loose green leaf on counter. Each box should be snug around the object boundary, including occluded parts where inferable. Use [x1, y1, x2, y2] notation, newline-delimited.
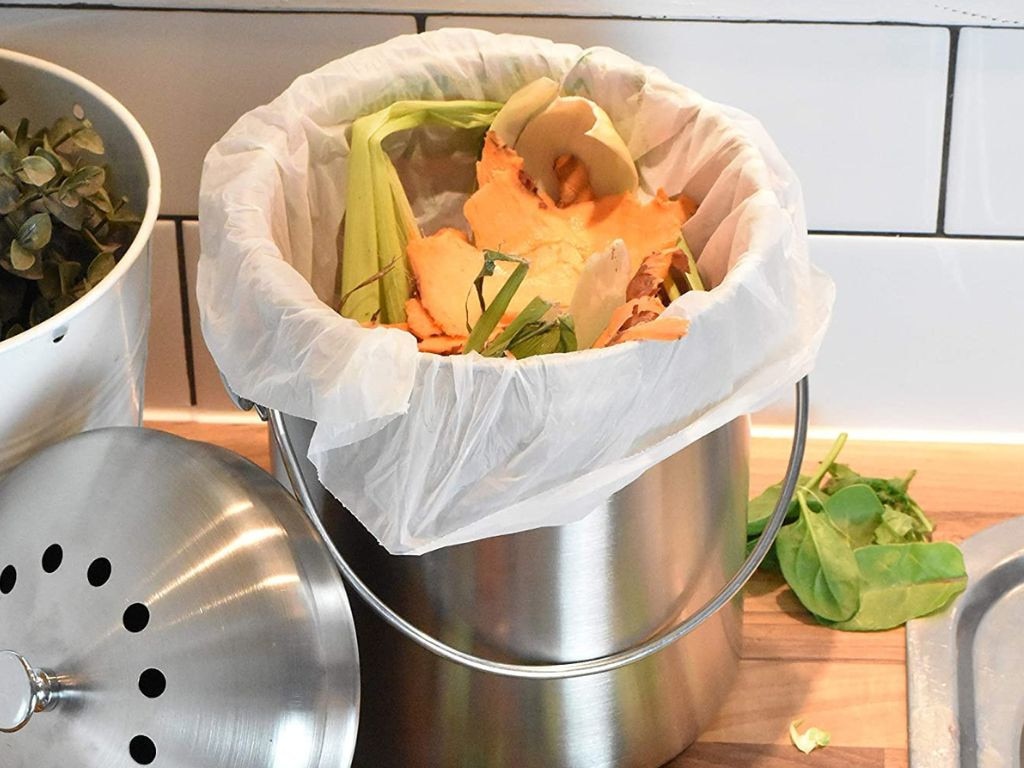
[775, 492, 861, 623]
[823, 484, 884, 549]
[748, 433, 967, 631]
[746, 475, 810, 537]
[789, 719, 830, 754]
[826, 542, 967, 632]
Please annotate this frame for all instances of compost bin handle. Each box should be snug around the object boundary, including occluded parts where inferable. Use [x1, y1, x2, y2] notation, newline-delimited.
[267, 376, 809, 681]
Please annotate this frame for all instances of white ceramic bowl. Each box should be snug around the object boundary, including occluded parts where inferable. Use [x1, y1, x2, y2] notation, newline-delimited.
[0, 49, 161, 473]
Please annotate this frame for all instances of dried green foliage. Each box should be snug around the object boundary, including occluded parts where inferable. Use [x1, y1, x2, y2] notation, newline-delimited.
[0, 86, 140, 341]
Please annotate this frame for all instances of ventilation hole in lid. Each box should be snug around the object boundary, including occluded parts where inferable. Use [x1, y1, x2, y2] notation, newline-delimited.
[88, 557, 112, 587]
[123, 603, 150, 633]
[41, 544, 63, 573]
[138, 668, 166, 699]
[129, 735, 156, 765]
[0, 565, 15, 594]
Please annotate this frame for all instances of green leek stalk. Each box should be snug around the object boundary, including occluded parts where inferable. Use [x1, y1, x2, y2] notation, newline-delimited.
[340, 99, 503, 324]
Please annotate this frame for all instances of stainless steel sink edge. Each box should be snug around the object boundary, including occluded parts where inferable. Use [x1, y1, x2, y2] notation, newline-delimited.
[908, 514, 1024, 768]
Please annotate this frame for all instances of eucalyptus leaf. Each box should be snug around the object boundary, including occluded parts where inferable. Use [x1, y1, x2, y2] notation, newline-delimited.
[0, 176, 19, 214]
[775, 495, 861, 623]
[71, 127, 104, 154]
[33, 148, 63, 177]
[57, 260, 82, 293]
[43, 194, 85, 230]
[4, 322, 23, 339]
[9, 239, 36, 271]
[87, 251, 116, 285]
[17, 154, 57, 186]
[823, 484, 884, 549]
[17, 212, 52, 251]
[39, 261, 62, 300]
[62, 165, 105, 198]
[86, 186, 114, 214]
[827, 542, 967, 631]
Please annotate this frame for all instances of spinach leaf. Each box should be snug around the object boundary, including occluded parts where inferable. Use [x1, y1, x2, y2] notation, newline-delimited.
[823, 484, 883, 549]
[746, 475, 809, 537]
[874, 506, 919, 545]
[824, 464, 934, 538]
[827, 542, 968, 631]
[775, 494, 861, 623]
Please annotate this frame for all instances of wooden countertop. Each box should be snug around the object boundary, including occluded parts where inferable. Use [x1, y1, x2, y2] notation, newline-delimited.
[146, 421, 1024, 768]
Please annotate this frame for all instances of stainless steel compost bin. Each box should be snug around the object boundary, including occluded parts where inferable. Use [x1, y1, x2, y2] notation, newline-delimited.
[265, 379, 808, 768]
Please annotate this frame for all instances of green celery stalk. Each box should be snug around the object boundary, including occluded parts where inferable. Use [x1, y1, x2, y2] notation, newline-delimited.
[340, 100, 502, 323]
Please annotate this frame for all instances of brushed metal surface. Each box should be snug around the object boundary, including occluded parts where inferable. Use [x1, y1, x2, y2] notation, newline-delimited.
[274, 414, 749, 768]
[908, 515, 1024, 768]
[0, 428, 359, 768]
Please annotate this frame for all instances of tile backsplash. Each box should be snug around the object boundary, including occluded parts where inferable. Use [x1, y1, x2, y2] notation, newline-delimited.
[4, 7, 1019, 436]
[427, 17, 951, 234]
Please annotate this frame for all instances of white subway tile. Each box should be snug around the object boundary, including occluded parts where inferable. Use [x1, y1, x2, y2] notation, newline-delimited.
[427, 17, 950, 233]
[946, 29, 1024, 236]
[760, 235, 1024, 434]
[0, 9, 415, 216]
[182, 221, 237, 412]
[144, 221, 191, 409]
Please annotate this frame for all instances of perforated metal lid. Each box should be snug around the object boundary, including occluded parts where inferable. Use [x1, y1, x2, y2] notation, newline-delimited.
[0, 428, 359, 767]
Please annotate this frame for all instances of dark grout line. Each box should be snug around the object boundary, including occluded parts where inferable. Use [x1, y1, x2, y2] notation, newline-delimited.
[808, 229, 1024, 241]
[421, 13, 1020, 29]
[0, 4, 1021, 29]
[173, 219, 198, 407]
[935, 27, 960, 235]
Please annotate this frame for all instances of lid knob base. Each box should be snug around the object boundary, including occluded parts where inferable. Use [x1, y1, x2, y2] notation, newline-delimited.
[0, 651, 54, 733]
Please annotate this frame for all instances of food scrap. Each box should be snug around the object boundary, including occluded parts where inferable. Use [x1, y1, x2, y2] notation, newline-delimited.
[340, 80, 702, 358]
[789, 719, 830, 754]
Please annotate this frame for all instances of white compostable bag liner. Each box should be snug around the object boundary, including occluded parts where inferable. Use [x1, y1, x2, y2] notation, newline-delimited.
[198, 28, 835, 555]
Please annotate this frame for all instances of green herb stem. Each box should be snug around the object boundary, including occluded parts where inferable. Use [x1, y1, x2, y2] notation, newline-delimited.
[463, 261, 529, 354]
[482, 296, 551, 357]
[805, 432, 848, 491]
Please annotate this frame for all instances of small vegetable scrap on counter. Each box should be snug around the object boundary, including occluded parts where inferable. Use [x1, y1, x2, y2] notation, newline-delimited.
[0, 85, 140, 341]
[748, 434, 968, 631]
[789, 719, 830, 755]
[338, 77, 702, 358]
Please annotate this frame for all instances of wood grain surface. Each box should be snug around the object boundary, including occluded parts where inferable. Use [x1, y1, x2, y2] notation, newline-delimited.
[144, 421, 1024, 766]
